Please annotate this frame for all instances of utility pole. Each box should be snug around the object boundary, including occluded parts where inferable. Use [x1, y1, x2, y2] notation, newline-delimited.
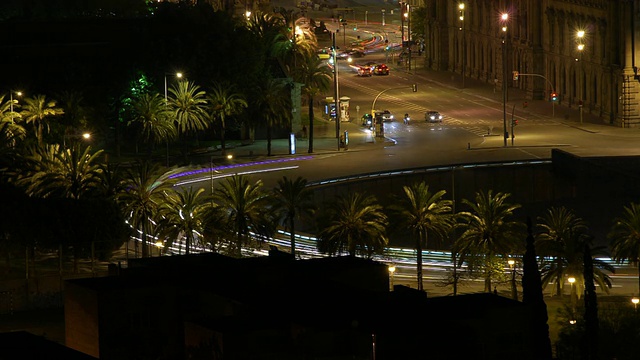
[332, 32, 340, 150]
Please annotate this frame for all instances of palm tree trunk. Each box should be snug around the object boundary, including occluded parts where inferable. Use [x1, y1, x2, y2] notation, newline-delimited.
[141, 225, 149, 258]
[290, 218, 296, 258]
[485, 274, 492, 293]
[308, 95, 314, 153]
[266, 123, 272, 156]
[555, 257, 562, 296]
[220, 121, 226, 157]
[186, 233, 191, 255]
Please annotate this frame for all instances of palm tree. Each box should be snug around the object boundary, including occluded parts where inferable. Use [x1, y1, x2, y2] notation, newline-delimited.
[18, 143, 104, 200]
[536, 207, 613, 300]
[116, 161, 176, 258]
[294, 54, 332, 153]
[536, 206, 588, 296]
[167, 80, 208, 158]
[0, 95, 25, 148]
[254, 77, 291, 156]
[207, 82, 248, 156]
[156, 187, 212, 255]
[272, 176, 316, 258]
[390, 182, 455, 291]
[214, 175, 274, 257]
[19, 94, 64, 146]
[316, 192, 388, 258]
[455, 190, 523, 292]
[609, 202, 640, 296]
[129, 92, 177, 157]
[55, 90, 91, 145]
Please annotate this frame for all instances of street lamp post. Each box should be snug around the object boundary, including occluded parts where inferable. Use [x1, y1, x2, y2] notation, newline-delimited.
[459, 3, 465, 88]
[568, 276, 577, 310]
[400, 2, 405, 50]
[164, 71, 183, 166]
[576, 30, 585, 124]
[508, 259, 517, 301]
[332, 32, 340, 150]
[9, 91, 22, 122]
[632, 296, 639, 312]
[501, 13, 509, 147]
[406, 4, 411, 72]
[381, 9, 385, 26]
[388, 264, 396, 290]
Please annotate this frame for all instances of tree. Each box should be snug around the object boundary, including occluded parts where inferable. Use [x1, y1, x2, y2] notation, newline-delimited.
[19, 94, 64, 146]
[609, 202, 640, 296]
[157, 187, 211, 255]
[316, 192, 388, 258]
[272, 176, 316, 258]
[294, 54, 332, 153]
[522, 217, 553, 360]
[129, 92, 177, 157]
[18, 143, 104, 200]
[0, 94, 25, 148]
[536, 209, 614, 301]
[213, 175, 274, 257]
[116, 161, 176, 258]
[168, 79, 208, 158]
[455, 190, 523, 292]
[207, 82, 248, 156]
[254, 77, 291, 156]
[582, 243, 600, 360]
[390, 181, 454, 291]
[536, 206, 588, 296]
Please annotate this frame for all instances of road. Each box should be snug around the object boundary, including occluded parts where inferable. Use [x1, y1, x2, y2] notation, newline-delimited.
[170, 14, 640, 297]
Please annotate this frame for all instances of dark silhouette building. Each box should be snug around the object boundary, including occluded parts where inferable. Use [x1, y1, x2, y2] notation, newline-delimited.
[64, 250, 536, 360]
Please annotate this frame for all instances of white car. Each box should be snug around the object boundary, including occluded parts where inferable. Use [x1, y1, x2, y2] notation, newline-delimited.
[425, 111, 443, 122]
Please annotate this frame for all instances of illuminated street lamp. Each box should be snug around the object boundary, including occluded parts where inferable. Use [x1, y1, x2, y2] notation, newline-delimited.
[632, 297, 639, 312]
[63, 131, 91, 148]
[164, 71, 183, 104]
[576, 30, 585, 124]
[388, 264, 396, 290]
[508, 259, 517, 300]
[164, 71, 183, 166]
[9, 90, 22, 122]
[568, 276, 577, 311]
[500, 13, 509, 147]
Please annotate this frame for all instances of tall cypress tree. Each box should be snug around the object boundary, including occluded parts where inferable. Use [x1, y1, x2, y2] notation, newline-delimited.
[522, 217, 552, 360]
[582, 243, 599, 360]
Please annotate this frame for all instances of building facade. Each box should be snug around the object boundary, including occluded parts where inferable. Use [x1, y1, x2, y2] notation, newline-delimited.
[423, 0, 640, 127]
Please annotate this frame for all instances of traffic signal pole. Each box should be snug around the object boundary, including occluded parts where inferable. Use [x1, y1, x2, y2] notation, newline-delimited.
[512, 73, 556, 118]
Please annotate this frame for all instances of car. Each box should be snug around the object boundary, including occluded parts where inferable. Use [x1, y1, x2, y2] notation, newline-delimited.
[361, 113, 373, 127]
[374, 64, 390, 75]
[357, 66, 372, 77]
[346, 48, 365, 58]
[379, 110, 394, 122]
[425, 110, 444, 122]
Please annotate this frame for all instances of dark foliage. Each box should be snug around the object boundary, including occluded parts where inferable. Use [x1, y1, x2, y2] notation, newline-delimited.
[582, 243, 599, 360]
[522, 217, 552, 360]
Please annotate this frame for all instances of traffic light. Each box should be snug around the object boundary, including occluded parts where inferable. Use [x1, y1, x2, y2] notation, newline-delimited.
[512, 71, 519, 80]
[412, 84, 417, 92]
[512, 119, 518, 126]
[551, 92, 558, 101]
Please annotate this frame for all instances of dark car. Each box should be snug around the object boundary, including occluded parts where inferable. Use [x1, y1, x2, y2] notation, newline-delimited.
[374, 64, 390, 75]
[357, 66, 372, 77]
[425, 110, 444, 122]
